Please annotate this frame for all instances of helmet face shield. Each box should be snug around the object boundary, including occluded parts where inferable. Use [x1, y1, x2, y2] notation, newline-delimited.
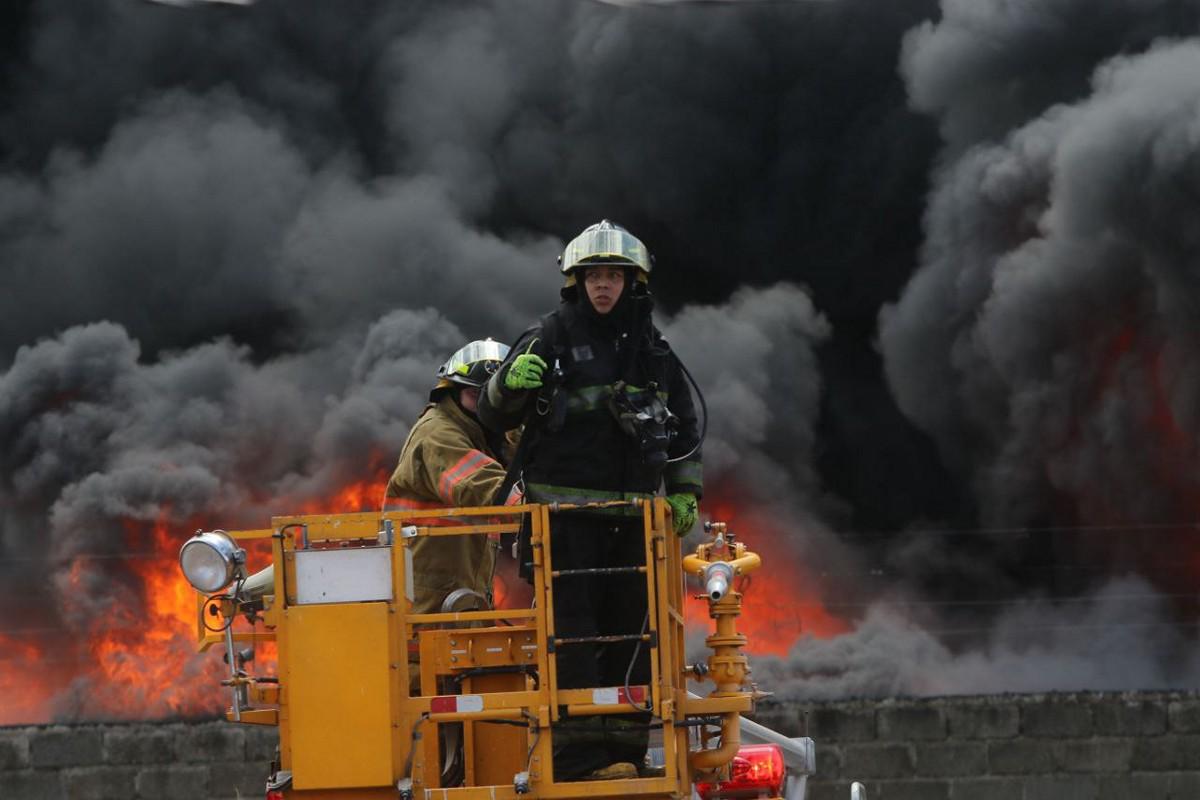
[437, 339, 511, 388]
[561, 220, 651, 279]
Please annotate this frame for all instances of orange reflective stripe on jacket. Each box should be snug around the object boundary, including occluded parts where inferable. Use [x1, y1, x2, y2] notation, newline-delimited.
[437, 449, 498, 505]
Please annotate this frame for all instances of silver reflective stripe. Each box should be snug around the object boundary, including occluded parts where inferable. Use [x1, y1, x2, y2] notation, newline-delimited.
[564, 384, 669, 414]
[565, 385, 611, 414]
[665, 459, 702, 486]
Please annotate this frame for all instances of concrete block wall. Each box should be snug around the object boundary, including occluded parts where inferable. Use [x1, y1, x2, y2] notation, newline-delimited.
[3, 692, 1200, 799]
[752, 691, 1200, 800]
[0, 721, 277, 800]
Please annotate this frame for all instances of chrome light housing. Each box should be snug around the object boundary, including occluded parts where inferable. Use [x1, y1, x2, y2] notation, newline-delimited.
[179, 530, 245, 593]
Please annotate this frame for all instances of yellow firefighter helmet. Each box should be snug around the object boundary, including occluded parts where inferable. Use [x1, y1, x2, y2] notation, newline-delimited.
[559, 220, 652, 289]
[431, 338, 510, 398]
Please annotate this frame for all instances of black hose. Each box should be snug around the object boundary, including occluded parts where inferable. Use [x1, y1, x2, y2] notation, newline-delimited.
[667, 354, 707, 464]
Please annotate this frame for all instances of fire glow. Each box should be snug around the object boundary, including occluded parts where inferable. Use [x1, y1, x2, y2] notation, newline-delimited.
[0, 518, 229, 726]
[0, 474, 846, 725]
[0, 472, 385, 727]
[686, 495, 849, 658]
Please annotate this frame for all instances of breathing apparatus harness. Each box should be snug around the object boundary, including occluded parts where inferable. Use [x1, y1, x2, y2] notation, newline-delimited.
[495, 282, 707, 510]
[608, 281, 698, 469]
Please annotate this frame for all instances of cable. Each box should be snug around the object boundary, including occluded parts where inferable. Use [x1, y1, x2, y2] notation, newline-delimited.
[915, 620, 1200, 638]
[749, 592, 1200, 611]
[623, 610, 651, 711]
[667, 353, 707, 463]
[524, 717, 541, 774]
[834, 521, 1200, 540]
[7, 618, 1200, 667]
[5, 520, 1200, 565]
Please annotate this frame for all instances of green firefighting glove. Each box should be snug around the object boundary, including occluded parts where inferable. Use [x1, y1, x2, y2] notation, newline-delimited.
[666, 493, 698, 535]
[505, 353, 548, 390]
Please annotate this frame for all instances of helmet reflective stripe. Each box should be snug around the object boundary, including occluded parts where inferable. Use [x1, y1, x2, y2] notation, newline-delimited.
[437, 339, 511, 380]
[560, 220, 652, 277]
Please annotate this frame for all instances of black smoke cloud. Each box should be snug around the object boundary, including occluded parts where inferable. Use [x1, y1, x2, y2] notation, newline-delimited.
[901, 0, 1200, 152]
[5, 0, 1200, 717]
[886, 16, 1200, 558]
[7, 0, 917, 717]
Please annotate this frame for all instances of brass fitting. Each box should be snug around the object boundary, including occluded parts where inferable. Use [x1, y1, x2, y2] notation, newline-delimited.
[682, 521, 762, 774]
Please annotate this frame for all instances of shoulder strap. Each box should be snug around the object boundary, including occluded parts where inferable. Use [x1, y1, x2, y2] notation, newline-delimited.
[540, 308, 566, 358]
[492, 310, 565, 504]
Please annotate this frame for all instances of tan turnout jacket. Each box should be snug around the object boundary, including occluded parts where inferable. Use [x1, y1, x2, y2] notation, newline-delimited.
[383, 395, 506, 614]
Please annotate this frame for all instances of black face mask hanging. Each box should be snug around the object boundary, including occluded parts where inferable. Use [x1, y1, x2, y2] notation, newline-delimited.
[608, 380, 678, 468]
[604, 280, 678, 466]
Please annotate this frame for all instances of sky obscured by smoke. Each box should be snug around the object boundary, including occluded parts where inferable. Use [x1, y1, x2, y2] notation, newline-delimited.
[4, 0, 1200, 716]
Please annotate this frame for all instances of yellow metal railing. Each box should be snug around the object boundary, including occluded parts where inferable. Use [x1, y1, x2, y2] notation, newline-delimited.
[192, 499, 751, 799]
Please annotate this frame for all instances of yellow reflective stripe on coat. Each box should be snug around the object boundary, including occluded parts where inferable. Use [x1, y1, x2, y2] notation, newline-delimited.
[664, 459, 703, 487]
[564, 383, 669, 415]
[437, 449, 498, 504]
[524, 482, 653, 515]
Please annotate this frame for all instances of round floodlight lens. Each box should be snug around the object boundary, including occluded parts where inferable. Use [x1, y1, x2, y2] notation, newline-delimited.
[179, 532, 241, 593]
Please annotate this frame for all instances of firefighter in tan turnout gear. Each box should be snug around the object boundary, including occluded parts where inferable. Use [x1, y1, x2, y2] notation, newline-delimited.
[383, 339, 513, 617]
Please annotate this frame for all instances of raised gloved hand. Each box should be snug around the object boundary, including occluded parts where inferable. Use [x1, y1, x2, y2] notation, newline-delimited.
[666, 493, 698, 534]
[505, 353, 547, 390]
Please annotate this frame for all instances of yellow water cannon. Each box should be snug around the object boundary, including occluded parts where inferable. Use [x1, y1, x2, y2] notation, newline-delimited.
[682, 521, 762, 775]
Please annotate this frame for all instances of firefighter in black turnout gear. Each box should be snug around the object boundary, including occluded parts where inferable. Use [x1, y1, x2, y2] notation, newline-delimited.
[479, 220, 703, 782]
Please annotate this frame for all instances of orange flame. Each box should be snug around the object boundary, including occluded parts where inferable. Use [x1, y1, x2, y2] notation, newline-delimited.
[295, 476, 383, 516]
[0, 458, 390, 725]
[685, 494, 849, 657]
[1, 456, 848, 724]
[0, 633, 58, 726]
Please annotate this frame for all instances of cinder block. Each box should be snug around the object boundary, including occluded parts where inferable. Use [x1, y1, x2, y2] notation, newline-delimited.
[1052, 738, 1133, 773]
[1167, 698, 1200, 733]
[841, 743, 913, 779]
[0, 730, 30, 770]
[806, 781, 854, 800]
[174, 722, 246, 763]
[104, 727, 174, 765]
[61, 766, 137, 800]
[208, 761, 270, 799]
[1022, 702, 1092, 738]
[1164, 770, 1200, 798]
[879, 706, 946, 741]
[1131, 735, 1200, 771]
[30, 728, 103, 768]
[135, 765, 210, 800]
[244, 726, 280, 762]
[1093, 700, 1166, 736]
[987, 739, 1054, 774]
[815, 743, 841, 780]
[946, 705, 1018, 740]
[1097, 773, 1170, 800]
[1024, 775, 1099, 800]
[808, 707, 876, 742]
[915, 742, 986, 777]
[751, 704, 805, 738]
[0, 770, 63, 800]
[870, 780, 949, 800]
[948, 778, 1023, 800]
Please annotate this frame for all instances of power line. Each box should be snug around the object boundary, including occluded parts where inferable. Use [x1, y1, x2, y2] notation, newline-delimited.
[832, 521, 1200, 539]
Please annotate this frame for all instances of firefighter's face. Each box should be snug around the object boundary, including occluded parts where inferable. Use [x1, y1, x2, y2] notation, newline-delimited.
[583, 266, 625, 315]
[459, 387, 480, 413]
